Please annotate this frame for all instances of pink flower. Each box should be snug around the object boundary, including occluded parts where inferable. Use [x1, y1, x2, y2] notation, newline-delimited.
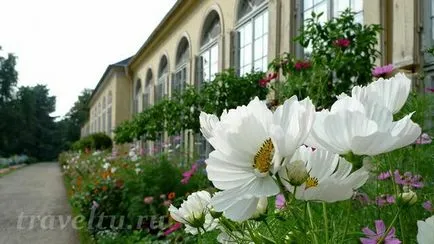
[376, 194, 395, 207]
[361, 220, 401, 244]
[378, 171, 392, 180]
[144, 196, 154, 204]
[423, 200, 433, 212]
[426, 87, 434, 92]
[163, 222, 182, 236]
[394, 170, 424, 189]
[180, 163, 199, 184]
[275, 194, 286, 209]
[334, 38, 351, 48]
[353, 192, 371, 205]
[372, 64, 394, 78]
[163, 200, 172, 207]
[415, 133, 432, 145]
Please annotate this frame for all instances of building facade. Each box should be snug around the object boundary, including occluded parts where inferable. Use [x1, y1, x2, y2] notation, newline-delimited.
[82, 0, 433, 154]
[82, 57, 132, 138]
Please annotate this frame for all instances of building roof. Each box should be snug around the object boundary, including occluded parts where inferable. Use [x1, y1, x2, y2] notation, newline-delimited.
[88, 56, 133, 105]
[127, 0, 186, 68]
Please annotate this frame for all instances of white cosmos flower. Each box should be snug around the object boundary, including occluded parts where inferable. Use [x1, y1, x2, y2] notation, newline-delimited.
[351, 73, 411, 114]
[306, 96, 421, 155]
[417, 215, 434, 244]
[169, 191, 218, 235]
[102, 162, 110, 170]
[279, 146, 369, 202]
[203, 96, 315, 221]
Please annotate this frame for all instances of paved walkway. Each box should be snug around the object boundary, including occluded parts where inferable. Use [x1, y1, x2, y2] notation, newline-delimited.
[0, 163, 79, 244]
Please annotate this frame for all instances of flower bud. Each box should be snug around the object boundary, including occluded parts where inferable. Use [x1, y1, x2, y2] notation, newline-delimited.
[209, 207, 223, 219]
[398, 190, 417, 206]
[285, 160, 309, 186]
[251, 197, 268, 220]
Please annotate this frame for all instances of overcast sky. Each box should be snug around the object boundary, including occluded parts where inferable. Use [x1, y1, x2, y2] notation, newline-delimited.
[0, 0, 176, 118]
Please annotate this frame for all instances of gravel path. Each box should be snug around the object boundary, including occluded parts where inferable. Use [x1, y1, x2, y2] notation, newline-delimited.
[0, 163, 79, 244]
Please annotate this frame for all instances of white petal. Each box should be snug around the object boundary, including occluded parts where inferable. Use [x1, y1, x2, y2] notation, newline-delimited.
[273, 96, 315, 157]
[352, 72, 411, 114]
[199, 112, 219, 140]
[417, 216, 434, 244]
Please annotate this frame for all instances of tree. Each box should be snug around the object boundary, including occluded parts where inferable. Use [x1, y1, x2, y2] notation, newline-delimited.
[0, 46, 18, 105]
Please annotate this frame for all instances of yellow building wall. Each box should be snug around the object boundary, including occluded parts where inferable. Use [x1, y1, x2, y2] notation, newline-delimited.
[87, 67, 130, 138]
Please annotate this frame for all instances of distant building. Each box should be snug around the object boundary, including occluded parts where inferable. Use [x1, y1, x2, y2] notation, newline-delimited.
[82, 0, 434, 155]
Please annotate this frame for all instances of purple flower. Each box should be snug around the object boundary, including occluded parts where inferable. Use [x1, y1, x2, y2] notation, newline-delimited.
[415, 133, 432, 145]
[353, 192, 371, 205]
[423, 200, 433, 212]
[372, 64, 394, 78]
[275, 194, 286, 209]
[394, 170, 424, 189]
[376, 194, 395, 207]
[378, 171, 392, 180]
[361, 220, 401, 244]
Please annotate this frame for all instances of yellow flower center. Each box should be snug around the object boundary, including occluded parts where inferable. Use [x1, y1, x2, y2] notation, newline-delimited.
[305, 176, 319, 190]
[253, 138, 274, 173]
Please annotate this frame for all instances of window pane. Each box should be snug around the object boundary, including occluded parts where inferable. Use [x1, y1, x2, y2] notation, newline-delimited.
[316, 2, 327, 23]
[263, 35, 268, 57]
[254, 59, 263, 72]
[243, 22, 253, 46]
[304, 0, 313, 9]
[262, 56, 268, 72]
[254, 14, 263, 39]
[244, 43, 252, 68]
[354, 12, 363, 24]
[353, 0, 363, 12]
[334, 0, 350, 17]
[263, 11, 268, 33]
[254, 38, 263, 60]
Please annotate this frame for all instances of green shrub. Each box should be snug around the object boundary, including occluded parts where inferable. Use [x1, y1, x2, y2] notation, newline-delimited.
[71, 133, 112, 151]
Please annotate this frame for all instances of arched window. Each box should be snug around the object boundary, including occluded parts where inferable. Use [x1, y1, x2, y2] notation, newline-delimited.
[107, 91, 112, 135]
[102, 96, 106, 109]
[98, 102, 101, 132]
[156, 56, 169, 103]
[236, 0, 268, 76]
[134, 79, 142, 114]
[173, 37, 190, 95]
[143, 69, 152, 109]
[199, 11, 221, 83]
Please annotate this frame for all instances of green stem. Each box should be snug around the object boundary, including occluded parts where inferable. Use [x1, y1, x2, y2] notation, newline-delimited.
[276, 172, 290, 202]
[342, 200, 352, 244]
[377, 208, 402, 244]
[398, 214, 405, 243]
[263, 219, 279, 243]
[197, 228, 202, 244]
[322, 202, 329, 244]
[307, 202, 319, 244]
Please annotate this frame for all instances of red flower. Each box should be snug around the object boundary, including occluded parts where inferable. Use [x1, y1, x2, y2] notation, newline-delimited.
[258, 72, 278, 87]
[294, 60, 311, 71]
[426, 87, 434, 93]
[334, 38, 351, 48]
